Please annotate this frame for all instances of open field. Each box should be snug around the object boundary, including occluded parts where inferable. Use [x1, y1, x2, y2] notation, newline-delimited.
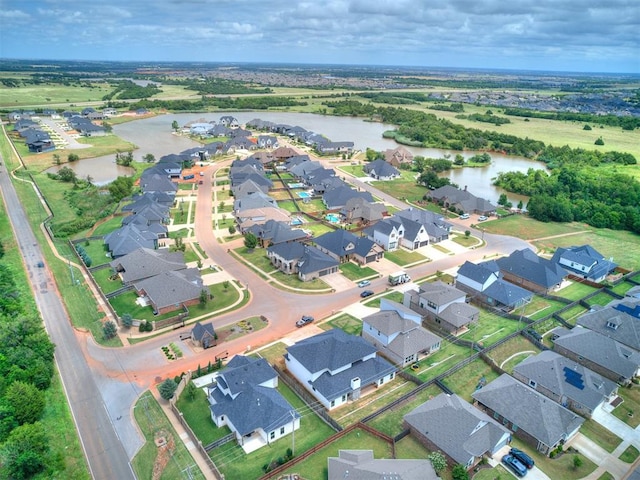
[0, 82, 113, 107]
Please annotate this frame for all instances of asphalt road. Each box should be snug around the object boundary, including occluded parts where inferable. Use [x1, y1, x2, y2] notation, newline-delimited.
[0, 157, 135, 480]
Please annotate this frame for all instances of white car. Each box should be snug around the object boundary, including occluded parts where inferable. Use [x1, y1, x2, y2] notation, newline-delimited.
[478, 215, 488, 221]
[357, 280, 371, 288]
[459, 213, 470, 219]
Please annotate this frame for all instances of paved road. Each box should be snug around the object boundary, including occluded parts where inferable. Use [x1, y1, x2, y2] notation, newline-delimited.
[0, 155, 135, 480]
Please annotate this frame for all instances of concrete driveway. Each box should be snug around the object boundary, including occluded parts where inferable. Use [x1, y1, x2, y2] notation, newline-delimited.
[489, 445, 551, 480]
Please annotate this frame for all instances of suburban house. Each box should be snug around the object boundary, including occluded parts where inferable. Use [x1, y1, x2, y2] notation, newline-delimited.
[340, 197, 387, 226]
[496, 248, 568, 294]
[395, 208, 452, 244]
[455, 260, 533, 312]
[364, 218, 405, 251]
[472, 373, 584, 455]
[103, 224, 160, 258]
[139, 173, 179, 196]
[190, 322, 216, 349]
[576, 300, 640, 353]
[207, 355, 300, 454]
[233, 191, 278, 213]
[218, 115, 239, 128]
[236, 206, 291, 232]
[404, 281, 479, 335]
[313, 229, 384, 265]
[404, 393, 511, 469]
[257, 135, 278, 149]
[272, 146, 298, 161]
[109, 248, 186, 284]
[267, 241, 339, 281]
[245, 219, 308, 248]
[284, 329, 396, 410]
[328, 450, 438, 480]
[363, 159, 400, 180]
[384, 146, 414, 167]
[133, 268, 204, 315]
[551, 326, 640, 385]
[551, 245, 618, 283]
[322, 186, 374, 210]
[512, 350, 618, 418]
[232, 178, 273, 198]
[428, 185, 497, 215]
[362, 299, 442, 367]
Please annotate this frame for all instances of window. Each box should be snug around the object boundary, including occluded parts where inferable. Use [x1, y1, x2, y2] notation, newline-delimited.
[342, 395, 347, 402]
[379, 378, 384, 385]
[220, 416, 224, 421]
[606, 321, 619, 330]
[427, 300, 437, 309]
[529, 380, 537, 388]
[493, 411, 500, 420]
[513, 424, 518, 432]
[280, 427, 285, 435]
[330, 400, 335, 407]
[270, 431, 275, 440]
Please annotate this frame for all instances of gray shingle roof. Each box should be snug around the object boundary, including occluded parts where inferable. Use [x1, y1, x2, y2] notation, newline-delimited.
[109, 248, 185, 283]
[314, 229, 376, 259]
[323, 186, 373, 209]
[328, 450, 438, 480]
[104, 225, 158, 258]
[404, 393, 510, 465]
[297, 245, 339, 275]
[496, 249, 567, 290]
[363, 159, 400, 178]
[134, 269, 203, 310]
[577, 304, 640, 352]
[363, 310, 441, 357]
[483, 280, 533, 308]
[191, 321, 215, 342]
[247, 220, 307, 245]
[513, 350, 617, 412]
[419, 281, 467, 306]
[472, 374, 584, 448]
[551, 245, 617, 281]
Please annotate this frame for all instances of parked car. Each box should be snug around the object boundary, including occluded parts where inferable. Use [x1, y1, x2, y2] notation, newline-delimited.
[459, 213, 470, 219]
[295, 315, 314, 328]
[510, 447, 535, 469]
[357, 280, 371, 288]
[478, 215, 488, 221]
[502, 454, 528, 477]
[360, 290, 374, 298]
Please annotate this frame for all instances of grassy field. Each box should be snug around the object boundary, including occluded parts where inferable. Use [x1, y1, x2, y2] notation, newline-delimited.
[440, 358, 500, 402]
[0, 81, 113, 107]
[131, 391, 206, 480]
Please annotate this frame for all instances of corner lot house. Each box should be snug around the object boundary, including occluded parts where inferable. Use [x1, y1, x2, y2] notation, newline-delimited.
[551, 245, 617, 283]
[313, 229, 383, 265]
[362, 299, 441, 367]
[284, 329, 396, 410]
[513, 350, 617, 418]
[404, 393, 511, 469]
[328, 450, 438, 480]
[207, 355, 300, 453]
[472, 373, 584, 455]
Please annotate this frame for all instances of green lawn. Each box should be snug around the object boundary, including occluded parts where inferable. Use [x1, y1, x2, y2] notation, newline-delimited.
[482, 215, 592, 241]
[459, 309, 526, 348]
[270, 270, 330, 292]
[558, 304, 589, 325]
[75, 240, 111, 267]
[210, 382, 335, 480]
[472, 465, 511, 480]
[556, 281, 599, 301]
[619, 445, 640, 463]
[369, 176, 429, 204]
[319, 314, 363, 336]
[596, 472, 615, 480]
[486, 336, 541, 371]
[383, 248, 428, 266]
[339, 262, 378, 281]
[393, 433, 433, 460]
[585, 291, 616, 308]
[440, 358, 500, 402]
[521, 295, 569, 321]
[408, 342, 475, 382]
[510, 437, 597, 480]
[131, 391, 206, 480]
[613, 387, 640, 428]
[176, 387, 232, 445]
[90, 216, 124, 236]
[255, 342, 288, 366]
[363, 290, 404, 308]
[92, 267, 122, 294]
[367, 383, 443, 437]
[0, 81, 114, 107]
[235, 246, 279, 273]
[609, 281, 635, 296]
[579, 420, 622, 453]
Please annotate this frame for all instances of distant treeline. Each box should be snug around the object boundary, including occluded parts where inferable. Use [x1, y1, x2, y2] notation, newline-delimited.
[127, 95, 307, 111]
[102, 80, 162, 100]
[161, 77, 272, 95]
[502, 107, 640, 130]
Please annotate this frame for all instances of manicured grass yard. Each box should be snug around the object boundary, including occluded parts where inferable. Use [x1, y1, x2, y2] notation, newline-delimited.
[176, 387, 232, 445]
[510, 437, 597, 480]
[521, 295, 569, 321]
[131, 391, 206, 480]
[280, 428, 392, 480]
[558, 304, 589, 325]
[472, 465, 511, 480]
[584, 291, 617, 308]
[440, 358, 500, 402]
[383, 248, 428, 266]
[108, 290, 179, 321]
[610, 281, 635, 297]
[579, 420, 621, 454]
[92, 267, 122, 294]
[482, 215, 591, 241]
[459, 309, 526, 348]
[619, 445, 640, 463]
[363, 290, 404, 308]
[339, 262, 378, 281]
[235, 246, 277, 274]
[255, 342, 288, 367]
[367, 383, 443, 437]
[319, 314, 363, 336]
[613, 387, 640, 428]
[556, 281, 599, 301]
[270, 270, 330, 291]
[409, 341, 474, 382]
[75, 240, 111, 267]
[89, 215, 125, 236]
[210, 382, 335, 480]
[486, 336, 541, 370]
[370, 175, 429, 204]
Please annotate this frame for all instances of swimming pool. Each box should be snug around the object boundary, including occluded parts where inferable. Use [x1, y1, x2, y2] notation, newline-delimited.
[325, 213, 340, 223]
[291, 217, 303, 225]
[289, 182, 305, 189]
[297, 192, 311, 198]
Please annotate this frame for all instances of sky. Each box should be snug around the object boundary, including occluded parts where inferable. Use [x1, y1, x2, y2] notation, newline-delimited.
[1, 0, 639, 74]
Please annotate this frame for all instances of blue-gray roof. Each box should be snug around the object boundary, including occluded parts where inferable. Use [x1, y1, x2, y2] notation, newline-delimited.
[551, 245, 617, 281]
[323, 187, 374, 209]
[298, 245, 339, 275]
[363, 159, 400, 178]
[191, 322, 215, 342]
[314, 229, 376, 259]
[496, 248, 567, 290]
[577, 302, 640, 352]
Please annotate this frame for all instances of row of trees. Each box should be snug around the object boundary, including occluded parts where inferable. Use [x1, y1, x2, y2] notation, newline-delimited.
[503, 107, 640, 130]
[126, 95, 307, 112]
[102, 80, 162, 101]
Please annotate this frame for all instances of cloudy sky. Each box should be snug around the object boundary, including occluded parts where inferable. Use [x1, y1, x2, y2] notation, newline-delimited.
[1, 0, 638, 73]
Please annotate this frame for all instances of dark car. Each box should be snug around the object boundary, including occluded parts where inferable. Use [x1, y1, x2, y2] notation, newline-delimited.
[502, 454, 528, 477]
[510, 447, 535, 469]
[295, 315, 314, 328]
[360, 290, 374, 298]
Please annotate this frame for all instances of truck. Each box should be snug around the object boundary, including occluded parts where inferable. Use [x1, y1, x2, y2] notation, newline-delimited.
[388, 271, 411, 286]
[182, 174, 195, 180]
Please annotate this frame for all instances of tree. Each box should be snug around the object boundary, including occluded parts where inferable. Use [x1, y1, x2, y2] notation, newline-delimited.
[223, 280, 230, 291]
[498, 193, 508, 206]
[185, 381, 198, 401]
[172, 120, 179, 132]
[244, 231, 258, 249]
[583, 124, 592, 130]
[573, 455, 583, 470]
[57, 166, 77, 183]
[121, 313, 133, 328]
[143, 153, 155, 163]
[517, 200, 524, 210]
[52, 153, 61, 165]
[199, 289, 209, 307]
[1, 422, 50, 479]
[228, 225, 236, 234]
[452, 464, 470, 480]
[5, 381, 45, 425]
[427, 451, 447, 472]
[0, 240, 4, 259]
[158, 378, 178, 400]
[108, 176, 134, 202]
[595, 136, 605, 146]
[103, 320, 117, 339]
[67, 153, 79, 162]
[454, 154, 465, 166]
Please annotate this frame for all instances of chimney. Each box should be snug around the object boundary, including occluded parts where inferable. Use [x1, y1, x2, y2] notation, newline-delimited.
[351, 377, 361, 390]
[464, 185, 467, 191]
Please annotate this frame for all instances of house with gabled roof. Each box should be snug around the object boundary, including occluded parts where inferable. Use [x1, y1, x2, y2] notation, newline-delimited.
[257, 135, 278, 149]
[512, 350, 617, 418]
[134, 268, 204, 315]
[323, 186, 374, 210]
[363, 159, 400, 180]
[551, 245, 617, 283]
[316, 141, 354, 155]
[208, 355, 300, 453]
[246, 219, 308, 248]
[340, 197, 386, 226]
[109, 248, 186, 284]
[273, 146, 297, 161]
[395, 207, 452, 243]
[363, 217, 404, 251]
[140, 172, 178, 196]
[429, 185, 496, 215]
[472, 373, 584, 455]
[190, 322, 216, 349]
[236, 206, 291, 232]
[104, 224, 160, 258]
[404, 281, 479, 335]
[284, 329, 396, 410]
[496, 248, 568, 294]
[384, 146, 414, 167]
[456, 260, 533, 312]
[328, 450, 438, 480]
[218, 115, 239, 128]
[267, 242, 339, 281]
[313, 229, 383, 265]
[551, 326, 640, 384]
[233, 191, 278, 213]
[362, 299, 441, 367]
[231, 177, 273, 198]
[405, 393, 511, 469]
[576, 300, 640, 353]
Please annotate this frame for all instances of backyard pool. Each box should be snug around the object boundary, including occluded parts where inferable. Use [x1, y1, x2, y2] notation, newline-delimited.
[289, 183, 306, 188]
[325, 213, 340, 223]
[291, 217, 304, 225]
[297, 191, 312, 198]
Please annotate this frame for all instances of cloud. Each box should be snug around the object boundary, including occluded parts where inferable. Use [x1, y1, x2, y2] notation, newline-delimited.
[0, 9, 30, 20]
